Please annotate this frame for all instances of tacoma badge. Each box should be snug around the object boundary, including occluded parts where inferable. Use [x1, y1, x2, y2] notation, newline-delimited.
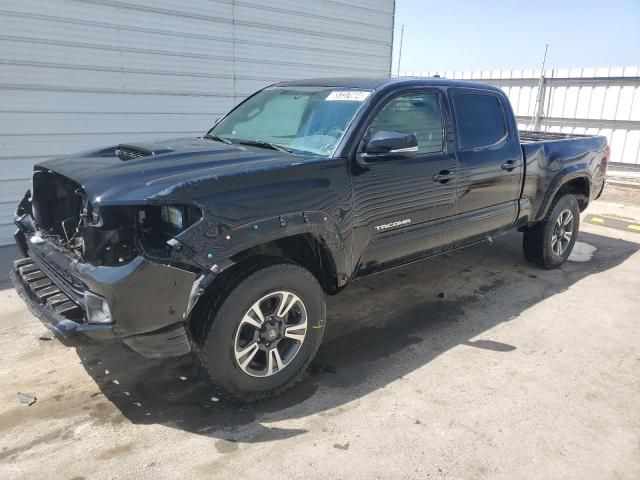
[374, 219, 412, 231]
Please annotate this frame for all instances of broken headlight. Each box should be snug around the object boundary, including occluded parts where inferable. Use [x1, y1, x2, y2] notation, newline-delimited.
[136, 205, 202, 257]
[75, 204, 203, 266]
[160, 205, 186, 232]
[140, 205, 202, 237]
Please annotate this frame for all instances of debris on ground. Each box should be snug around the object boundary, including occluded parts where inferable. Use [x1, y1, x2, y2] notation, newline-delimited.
[310, 363, 337, 374]
[17, 392, 37, 406]
[38, 335, 53, 341]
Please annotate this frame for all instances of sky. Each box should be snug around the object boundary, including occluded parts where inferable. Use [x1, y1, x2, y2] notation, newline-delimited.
[392, 0, 640, 74]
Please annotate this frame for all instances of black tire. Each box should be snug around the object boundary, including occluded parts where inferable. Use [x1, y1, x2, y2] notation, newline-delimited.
[523, 194, 580, 269]
[199, 261, 325, 403]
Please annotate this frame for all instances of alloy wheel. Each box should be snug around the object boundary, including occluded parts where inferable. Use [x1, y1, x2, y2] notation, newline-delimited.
[233, 290, 308, 377]
[551, 208, 574, 256]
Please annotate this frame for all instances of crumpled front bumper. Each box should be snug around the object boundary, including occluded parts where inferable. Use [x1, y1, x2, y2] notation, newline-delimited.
[11, 228, 199, 358]
[10, 258, 113, 341]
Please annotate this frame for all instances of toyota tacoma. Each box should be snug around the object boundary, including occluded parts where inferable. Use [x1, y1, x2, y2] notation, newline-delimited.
[10, 77, 608, 401]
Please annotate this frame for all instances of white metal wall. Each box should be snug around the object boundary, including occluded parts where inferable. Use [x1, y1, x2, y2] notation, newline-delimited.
[0, 0, 395, 245]
[403, 67, 640, 166]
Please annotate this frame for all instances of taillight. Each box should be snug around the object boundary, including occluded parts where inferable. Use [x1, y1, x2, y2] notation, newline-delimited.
[604, 144, 611, 173]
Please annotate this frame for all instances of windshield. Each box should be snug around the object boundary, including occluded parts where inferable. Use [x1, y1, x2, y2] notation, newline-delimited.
[209, 86, 372, 157]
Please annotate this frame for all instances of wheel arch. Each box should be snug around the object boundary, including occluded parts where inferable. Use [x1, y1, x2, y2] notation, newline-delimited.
[228, 232, 342, 294]
[535, 170, 592, 221]
[187, 231, 343, 347]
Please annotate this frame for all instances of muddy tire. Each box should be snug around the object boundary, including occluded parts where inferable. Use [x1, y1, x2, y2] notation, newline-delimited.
[199, 262, 325, 403]
[523, 194, 580, 269]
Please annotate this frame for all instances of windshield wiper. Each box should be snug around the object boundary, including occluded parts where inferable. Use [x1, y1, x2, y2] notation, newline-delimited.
[235, 139, 292, 153]
[203, 133, 232, 145]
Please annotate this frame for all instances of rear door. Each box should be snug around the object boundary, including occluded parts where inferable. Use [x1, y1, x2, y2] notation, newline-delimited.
[351, 88, 458, 276]
[449, 89, 523, 245]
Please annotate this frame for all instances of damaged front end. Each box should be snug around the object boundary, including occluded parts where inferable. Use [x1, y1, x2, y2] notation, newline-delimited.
[12, 168, 210, 358]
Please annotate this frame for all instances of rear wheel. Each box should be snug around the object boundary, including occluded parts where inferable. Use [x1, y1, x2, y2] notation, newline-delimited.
[523, 194, 580, 269]
[199, 262, 325, 402]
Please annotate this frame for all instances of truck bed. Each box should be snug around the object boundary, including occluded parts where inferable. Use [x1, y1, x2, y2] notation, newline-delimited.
[518, 130, 596, 143]
[518, 129, 608, 223]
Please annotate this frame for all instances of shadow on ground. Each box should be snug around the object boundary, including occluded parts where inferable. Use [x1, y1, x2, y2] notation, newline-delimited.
[73, 230, 638, 443]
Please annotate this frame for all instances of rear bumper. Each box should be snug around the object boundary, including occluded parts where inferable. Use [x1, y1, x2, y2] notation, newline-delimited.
[11, 228, 197, 358]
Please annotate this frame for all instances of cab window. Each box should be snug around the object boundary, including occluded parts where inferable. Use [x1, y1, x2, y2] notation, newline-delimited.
[452, 93, 507, 150]
[369, 92, 444, 154]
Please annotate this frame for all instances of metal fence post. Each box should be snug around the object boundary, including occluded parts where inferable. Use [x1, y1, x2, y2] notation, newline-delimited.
[533, 75, 547, 131]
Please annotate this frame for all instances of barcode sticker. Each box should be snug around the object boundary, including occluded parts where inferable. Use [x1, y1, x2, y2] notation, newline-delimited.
[326, 90, 371, 102]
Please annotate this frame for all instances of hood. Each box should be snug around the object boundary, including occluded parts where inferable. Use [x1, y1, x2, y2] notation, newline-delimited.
[37, 137, 317, 205]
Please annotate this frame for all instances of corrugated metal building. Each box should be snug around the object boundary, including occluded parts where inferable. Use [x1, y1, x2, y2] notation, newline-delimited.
[0, 0, 396, 245]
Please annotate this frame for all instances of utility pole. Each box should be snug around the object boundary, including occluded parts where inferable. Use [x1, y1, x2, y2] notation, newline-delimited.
[533, 43, 549, 131]
[396, 24, 404, 77]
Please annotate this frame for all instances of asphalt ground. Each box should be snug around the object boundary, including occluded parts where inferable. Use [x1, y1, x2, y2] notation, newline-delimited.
[1, 189, 639, 479]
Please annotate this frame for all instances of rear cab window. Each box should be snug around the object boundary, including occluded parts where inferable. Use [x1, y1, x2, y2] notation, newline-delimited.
[452, 92, 507, 150]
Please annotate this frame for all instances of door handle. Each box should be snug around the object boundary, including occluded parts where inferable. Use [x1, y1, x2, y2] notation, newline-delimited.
[501, 160, 522, 171]
[433, 170, 456, 183]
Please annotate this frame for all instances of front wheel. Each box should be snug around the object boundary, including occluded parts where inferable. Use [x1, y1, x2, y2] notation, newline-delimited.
[523, 194, 580, 269]
[199, 262, 325, 402]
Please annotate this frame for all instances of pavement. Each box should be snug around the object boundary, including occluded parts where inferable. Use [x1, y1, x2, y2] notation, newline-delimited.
[1, 187, 639, 480]
[607, 163, 640, 188]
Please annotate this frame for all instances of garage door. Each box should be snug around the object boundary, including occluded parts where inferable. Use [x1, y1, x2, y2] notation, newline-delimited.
[0, 0, 395, 245]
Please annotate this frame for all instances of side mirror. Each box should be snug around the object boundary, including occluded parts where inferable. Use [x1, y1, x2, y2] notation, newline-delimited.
[359, 131, 418, 164]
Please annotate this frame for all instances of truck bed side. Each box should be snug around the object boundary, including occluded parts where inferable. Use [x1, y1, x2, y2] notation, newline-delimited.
[518, 132, 608, 225]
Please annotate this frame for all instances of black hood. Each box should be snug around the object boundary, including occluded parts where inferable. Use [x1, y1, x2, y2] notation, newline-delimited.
[37, 137, 319, 206]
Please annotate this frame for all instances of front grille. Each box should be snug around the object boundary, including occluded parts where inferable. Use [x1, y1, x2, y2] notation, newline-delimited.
[115, 145, 153, 160]
[28, 246, 85, 300]
[15, 257, 85, 321]
[32, 170, 84, 240]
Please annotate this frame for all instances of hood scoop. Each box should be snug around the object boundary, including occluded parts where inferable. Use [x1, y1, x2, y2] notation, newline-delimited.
[115, 144, 154, 161]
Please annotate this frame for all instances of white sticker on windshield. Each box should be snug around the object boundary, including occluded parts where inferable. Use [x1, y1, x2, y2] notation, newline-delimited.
[326, 90, 371, 102]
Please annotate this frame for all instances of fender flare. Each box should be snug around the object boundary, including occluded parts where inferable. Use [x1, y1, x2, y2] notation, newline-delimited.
[534, 167, 592, 222]
[174, 210, 350, 284]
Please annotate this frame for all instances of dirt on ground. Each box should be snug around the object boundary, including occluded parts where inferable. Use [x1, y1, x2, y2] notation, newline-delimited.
[1, 191, 639, 479]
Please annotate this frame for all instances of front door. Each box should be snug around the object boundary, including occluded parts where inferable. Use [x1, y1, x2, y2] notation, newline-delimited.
[351, 89, 458, 276]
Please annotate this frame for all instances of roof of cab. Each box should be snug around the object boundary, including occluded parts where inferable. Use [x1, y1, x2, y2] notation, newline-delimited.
[274, 76, 502, 92]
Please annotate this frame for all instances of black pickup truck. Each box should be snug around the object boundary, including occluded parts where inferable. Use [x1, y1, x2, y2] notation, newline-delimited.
[11, 77, 608, 401]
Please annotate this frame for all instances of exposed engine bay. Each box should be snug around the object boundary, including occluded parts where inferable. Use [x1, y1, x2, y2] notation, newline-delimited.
[24, 169, 202, 267]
